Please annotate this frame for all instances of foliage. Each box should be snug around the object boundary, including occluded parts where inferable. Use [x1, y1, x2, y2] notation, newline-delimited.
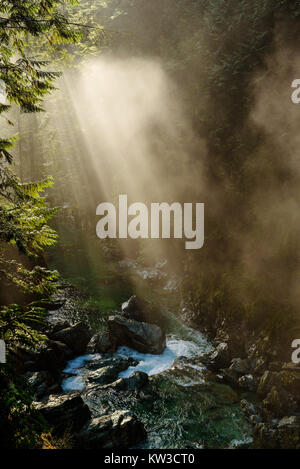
[0, 0, 80, 449]
[0, 366, 49, 449]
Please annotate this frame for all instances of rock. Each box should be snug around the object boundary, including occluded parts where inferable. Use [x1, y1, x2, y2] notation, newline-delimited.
[101, 372, 149, 393]
[238, 374, 258, 392]
[208, 342, 230, 370]
[263, 386, 298, 418]
[121, 295, 143, 321]
[31, 340, 73, 372]
[277, 416, 300, 449]
[76, 410, 146, 449]
[87, 332, 116, 354]
[33, 392, 91, 435]
[24, 370, 57, 399]
[121, 296, 167, 329]
[101, 378, 128, 392]
[53, 322, 92, 354]
[258, 370, 300, 399]
[85, 357, 137, 386]
[229, 358, 251, 374]
[49, 320, 71, 336]
[108, 315, 166, 354]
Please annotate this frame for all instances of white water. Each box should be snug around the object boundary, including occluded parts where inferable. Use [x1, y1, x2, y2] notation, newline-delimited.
[61, 319, 213, 392]
[117, 335, 204, 378]
[62, 354, 101, 392]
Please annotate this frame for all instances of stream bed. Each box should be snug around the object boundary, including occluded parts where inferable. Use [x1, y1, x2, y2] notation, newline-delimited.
[60, 317, 253, 449]
[49, 255, 254, 448]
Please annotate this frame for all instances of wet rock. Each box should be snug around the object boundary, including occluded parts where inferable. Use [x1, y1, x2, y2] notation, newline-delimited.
[53, 322, 92, 354]
[76, 410, 147, 449]
[208, 342, 230, 370]
[31, 340, 73, 372]
[87, 332, 117, 354]
[238, 374, 258, 392]
[101, 371, 149, 392]
[229, 358, 251, 375]
[85, 357, 138, 386]
[108, 315, 166, 354]
[101, 378, 127, 392]
[33, 392, 91, 435]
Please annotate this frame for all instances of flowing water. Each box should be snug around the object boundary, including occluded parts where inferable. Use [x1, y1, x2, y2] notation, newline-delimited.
[57, 280, 253, 448]
[48, 249, 254, 449]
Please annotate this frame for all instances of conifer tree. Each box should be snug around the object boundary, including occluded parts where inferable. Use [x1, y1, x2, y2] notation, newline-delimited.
[0, 0, 80, 449]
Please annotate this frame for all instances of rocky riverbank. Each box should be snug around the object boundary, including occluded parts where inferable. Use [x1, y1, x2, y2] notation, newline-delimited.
[180, 303, 300, 448]
[18, 283, 300, 449]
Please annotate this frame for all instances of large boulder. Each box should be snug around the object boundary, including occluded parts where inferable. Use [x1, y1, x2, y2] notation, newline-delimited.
[87, 331, 117, 354]
[108, 315, 166, 354]
[33, 392, 91, 435]
[53, 322, 92, 354]
[76, 410, 146, 449]
[121, 295, 167, 329]
[85, 357, 137, 387]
